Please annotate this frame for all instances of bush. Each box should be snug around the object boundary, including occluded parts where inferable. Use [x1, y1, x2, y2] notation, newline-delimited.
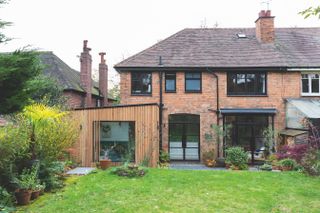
[301, 149, 320, 176]
[202, 150, 215, 161]
[225, 147, 249, 170]
[276, 144, 308, 163]
[38, 161, 65, 191]
[0, 186, 14, 212]
[279, 158, 297, 170]
[0, 118, 30, 187]
[159, 150, 170, 163]
[111, 163, 147, 178]
[11, 163, 39, 191]
[21, 103, 79, 162]
[259, 163, 273, 171]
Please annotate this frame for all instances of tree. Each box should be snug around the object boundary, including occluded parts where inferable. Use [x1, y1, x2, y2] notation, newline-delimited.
[0, 51, 42, 114]
[0, 1, 48, 114]
[300, 5, 320, 19]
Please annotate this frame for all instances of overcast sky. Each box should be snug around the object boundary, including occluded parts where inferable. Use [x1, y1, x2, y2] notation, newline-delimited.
[0, 0, 319, 85]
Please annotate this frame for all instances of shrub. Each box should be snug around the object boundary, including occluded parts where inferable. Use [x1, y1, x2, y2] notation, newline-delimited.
[12, 163, 39, 191]
[38, 161, 65, 191]
[21, 103, 79, 162]
[0, 119, 30, 186]
[202, 150, 215, 161]
[259, 163, 273, 171]
[301, 149, 320, 176]
[159, 150, 170, 163]
[276, 144, 308, 163]
[225, 147, 249, 170]
[111, 163, 147, 178]
[0, 186, 14, 212]
[279, 158, 297, 170]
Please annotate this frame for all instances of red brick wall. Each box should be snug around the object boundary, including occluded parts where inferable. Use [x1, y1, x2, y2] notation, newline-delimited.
[120, 71, 303, 159]
[63, 90, 100, 109]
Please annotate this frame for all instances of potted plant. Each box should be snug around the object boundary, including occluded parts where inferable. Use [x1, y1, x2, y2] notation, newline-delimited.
[12, 171, 36, 205]
[202, 150, 216, 167]
[225, 147, 249, 170]
[279, 158, 296, 171]
[31, 183, 45, 200]
[100, 157, 112, 170]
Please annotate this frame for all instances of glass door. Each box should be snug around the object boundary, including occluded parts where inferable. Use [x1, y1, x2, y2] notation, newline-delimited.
[169, 114, 200, 161]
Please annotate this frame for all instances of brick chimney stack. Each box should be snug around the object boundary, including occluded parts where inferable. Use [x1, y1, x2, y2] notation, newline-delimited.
[80, 40, 92, 107]
[99, 52, 108, 106]
[255, 10, 275, 43]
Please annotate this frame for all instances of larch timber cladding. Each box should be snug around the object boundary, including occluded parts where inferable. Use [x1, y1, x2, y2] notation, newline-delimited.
[72, 105, 159, 167]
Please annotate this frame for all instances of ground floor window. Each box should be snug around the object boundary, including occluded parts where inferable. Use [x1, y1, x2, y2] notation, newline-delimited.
[223, 114, 274, 164]
[93, 121, 135, 162]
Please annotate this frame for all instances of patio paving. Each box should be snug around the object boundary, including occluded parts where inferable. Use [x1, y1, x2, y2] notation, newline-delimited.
[169, 162, 259, 171]
[66, 167, 96, 175]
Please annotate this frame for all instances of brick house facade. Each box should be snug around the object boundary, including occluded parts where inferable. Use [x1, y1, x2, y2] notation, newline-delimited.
[115, 11, 320, 163]
[39, 41, 114, 109]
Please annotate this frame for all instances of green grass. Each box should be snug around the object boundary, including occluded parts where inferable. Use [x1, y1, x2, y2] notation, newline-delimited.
[19, 169, 320, 213]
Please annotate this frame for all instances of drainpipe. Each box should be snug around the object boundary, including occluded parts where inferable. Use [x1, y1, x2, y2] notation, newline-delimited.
[158, 56, 164, 152]
[206, 68, 220, 157]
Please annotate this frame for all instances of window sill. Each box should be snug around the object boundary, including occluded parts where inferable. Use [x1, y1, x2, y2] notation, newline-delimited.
[227, 94, 268, 97]
[301, 93, 320, 97]
[131, 94, 152, 96]
[165, 91, 176, 93]
[185, 91, 202, 93]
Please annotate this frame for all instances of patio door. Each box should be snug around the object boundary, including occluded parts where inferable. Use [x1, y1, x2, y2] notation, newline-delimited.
[169, 114, 200, 161]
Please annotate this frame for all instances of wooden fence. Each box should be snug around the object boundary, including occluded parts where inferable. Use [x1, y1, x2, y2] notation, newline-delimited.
[72, 103, 159, 167]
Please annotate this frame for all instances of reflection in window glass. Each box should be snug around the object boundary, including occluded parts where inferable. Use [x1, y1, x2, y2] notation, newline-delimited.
[131, 72, 152, 94]
[99, 122, 135, 162]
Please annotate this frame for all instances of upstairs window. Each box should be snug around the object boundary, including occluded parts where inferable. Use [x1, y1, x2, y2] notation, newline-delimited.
[227, 72, 266, 96]
[165, 72, 176, 92]
[131, 72, 152, 95]
[301, 74, 320, 96]
[185, 72, 201, 92]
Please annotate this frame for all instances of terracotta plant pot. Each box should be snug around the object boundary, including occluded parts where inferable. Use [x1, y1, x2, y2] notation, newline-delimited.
[205, 159, 216, 167]
[281, 166, 293, 171]
[31, 190, 40, 200]
[15, 189, 32, 205]
[100, 159, 112, 170]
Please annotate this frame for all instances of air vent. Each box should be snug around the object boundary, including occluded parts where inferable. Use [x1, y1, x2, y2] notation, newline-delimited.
[237, 33, 247, 38]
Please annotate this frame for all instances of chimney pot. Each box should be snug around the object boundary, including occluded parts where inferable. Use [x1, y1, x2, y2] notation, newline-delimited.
[99, 52, 106, 64]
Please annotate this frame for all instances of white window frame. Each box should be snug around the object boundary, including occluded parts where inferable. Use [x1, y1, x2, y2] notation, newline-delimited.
[301, 72, 320, 96]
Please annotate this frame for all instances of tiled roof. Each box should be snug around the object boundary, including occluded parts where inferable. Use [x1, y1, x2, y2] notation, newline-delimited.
[115, 27, 320, 70]
[39, 52, 113, 99]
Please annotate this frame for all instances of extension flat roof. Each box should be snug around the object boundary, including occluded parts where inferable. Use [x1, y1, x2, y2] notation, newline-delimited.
[220, 108, 277, 114]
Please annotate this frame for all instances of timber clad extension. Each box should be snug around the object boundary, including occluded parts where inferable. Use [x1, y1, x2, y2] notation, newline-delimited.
[115, 10, 320, 164]
[73, 104, 159, 167]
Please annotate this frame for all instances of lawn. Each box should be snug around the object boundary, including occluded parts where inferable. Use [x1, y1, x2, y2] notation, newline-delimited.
[19, 169, 320, 213]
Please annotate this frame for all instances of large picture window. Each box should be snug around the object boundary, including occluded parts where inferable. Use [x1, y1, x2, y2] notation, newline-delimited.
[97, 121, 135, 162]
[185, 72, 201, 92]
[165, 72, 176, 92]
[227, 72, 266, 95]
[301, 74, 320, 96]
[131, 72, 152, 95]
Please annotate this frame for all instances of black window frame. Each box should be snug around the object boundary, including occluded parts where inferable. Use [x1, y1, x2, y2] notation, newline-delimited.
[185, 72, 202, 93]
[131, 72, 152, 96]
[227, 72, 267, 96]
[165, 72, 176, 93]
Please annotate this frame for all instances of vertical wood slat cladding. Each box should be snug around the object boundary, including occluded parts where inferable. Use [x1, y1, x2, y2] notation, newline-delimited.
[73, 104, 159, 167]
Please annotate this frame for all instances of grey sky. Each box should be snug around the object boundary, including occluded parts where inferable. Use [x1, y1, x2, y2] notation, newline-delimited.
[0, 0, 319, 85]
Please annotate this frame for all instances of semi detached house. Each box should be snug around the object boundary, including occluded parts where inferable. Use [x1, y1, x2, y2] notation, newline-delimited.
[114, 10, 320, 164]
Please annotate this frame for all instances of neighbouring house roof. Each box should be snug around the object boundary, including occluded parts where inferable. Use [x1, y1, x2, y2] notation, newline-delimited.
[39, 52, 114, 100]
[279, 129, 308, 137]
[114, 28, 320, 71]
[286, 98, 320, 119]
[220, 108, 277, 114]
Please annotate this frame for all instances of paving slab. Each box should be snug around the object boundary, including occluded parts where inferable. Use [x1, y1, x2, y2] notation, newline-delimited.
[169, 162, 259, 171]
[66, 167, 96, 175]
